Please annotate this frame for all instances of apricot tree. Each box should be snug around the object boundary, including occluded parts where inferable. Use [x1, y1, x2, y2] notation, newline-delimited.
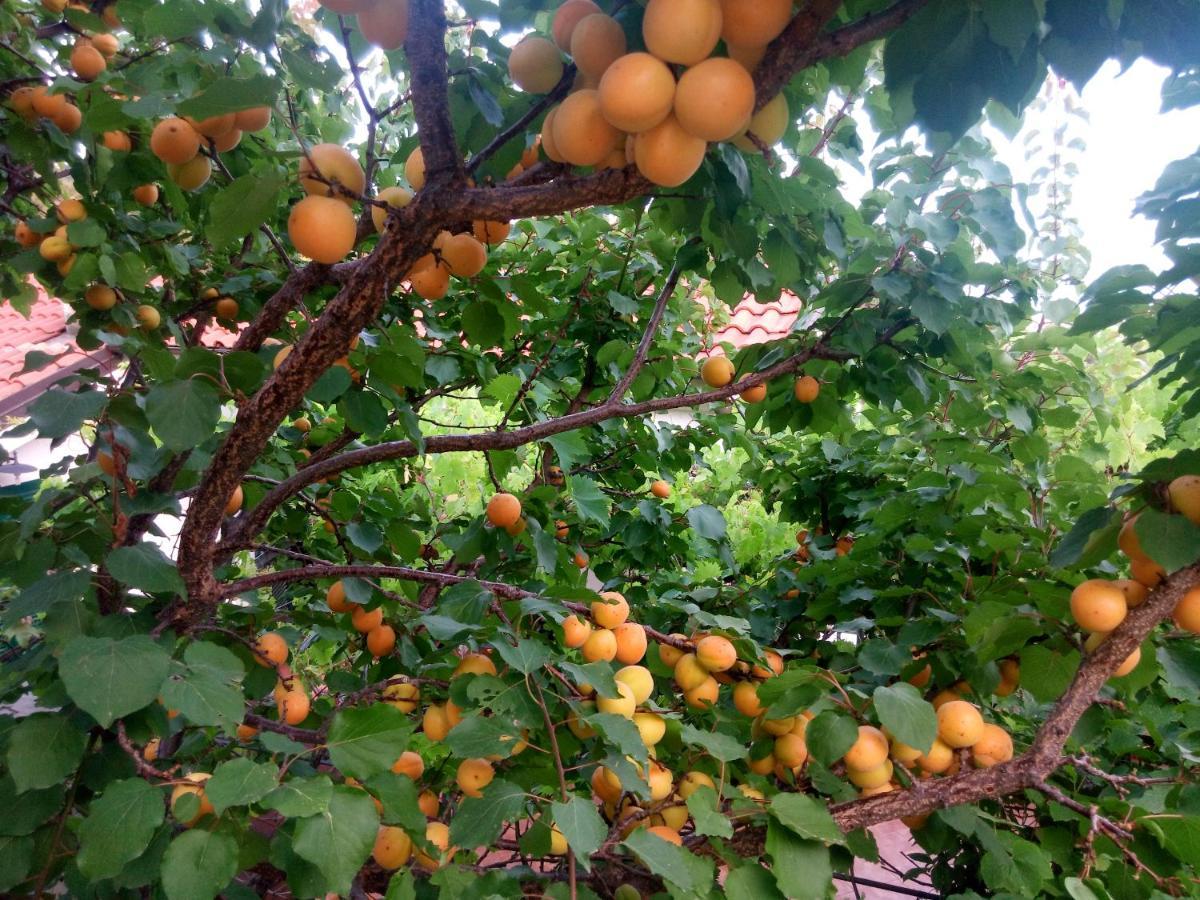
[2, 0, 1200, 898]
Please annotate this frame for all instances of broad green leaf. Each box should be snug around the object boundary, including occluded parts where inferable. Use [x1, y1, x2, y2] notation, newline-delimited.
[364, 771, 428, 833]
[492, 637, 549, 674]
[765, 818, 832, 900]
[444, 715, 520, 760]
[686, 786, 733, 839]
[326, 704, 413, 780]
[546, 431, 590, 473]
[1050, 507, 1120, 569]
[872, 683, 937, 754]
[160, 641, 246, 732]
[686, 504, 727, 540]
[161, 829, 239, 900]
[28, 387, 107, 440]
[552, 796, 607, 873]
[292, 787, 379, 895]
[145, 380, 222, 453]
[6, 713, 86, 793]
[1135, 509, 1200, 572]
[1145, 814, 1200, 864]
[1020, 644, 1080, 703]
[768, 793, 844, 845]
[2, 569, 90, 624]
[726, 863, 787, 900]
[77, 778, 165, 881]
[59, 635, 171, 727]
[206, 171, 285, 249]
[623, 829, 714, 895]
[805, 711, 858, 766]
[0, 776, 64, 837]
[448, 779, 526, 848]
[567, 475, 611, 527]
[176, 74, 281, 118]
[679, 723, 745, 762]
[205, 758, 279, 813]
[0, 835, 33, 892]
[106, 543, 184, 594]
[264, 775, 334, 818]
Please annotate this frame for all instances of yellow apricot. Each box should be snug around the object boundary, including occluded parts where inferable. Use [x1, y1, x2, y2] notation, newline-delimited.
[642, 0, 721, 65]
[1069, 579, 1128, 633]
[936, 700, 985, 749]
[287, 195, 357, 264]
[553, 89, 621, 167]
[299, 143, 366, 202]
[150, 117, 201, 164]
[570, 13, 626, 81]
[674, 57, 756, 142]
[509, 35, 564, 93]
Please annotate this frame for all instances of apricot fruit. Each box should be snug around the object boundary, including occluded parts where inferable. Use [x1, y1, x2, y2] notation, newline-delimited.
[700, 355, 735, 387]
[597, 680, 637, 718]
[673, 652, 709, 691]
[509, 35, 564, 93]
[235, 106, 272, 131]
[1175, 587, 1200, 633]
[299, 143, 366, 201]
[613, 622, 648, 664]
[552, 0, 601, 50]
[358, 0, 409, 50]
[684, 676, 719, 708]
[278, 687, 310, 724]
[367, 623, 396, 657]
[254, 632, 288, 667]
[635, 113, 707, 186]
[1168, 474, 1200, 524]
[167, 154, 212, 191]
[650, 479, 671, 498]
[457, 757, 495, 797]
[133, 184, 159, 205]
[85, 284, 117, 310]
[562, 614, 592, 648]
[733, 92, 790, 151]
[571, 13, 626, 81]
[553, 88, 622, 167]
[844, 725, 888, 772]
[287, 195, 357, 263]
[102, 130, 131, 152]
[582, 627, 617, 662]
[438, 232, 487, 277]
[615, 664, 654, 704]
[71, 41, 107, 80]
[642, 0, 721, 65]
[794, 375, 820, 402]
[170, 773, 214, 826]
[486, 492, 522, 528]
[1070, 579, 1128, 632]
[674, 57, 756, 142]
[351, 604, 384, 633]
[150, 117, 201, 164]
[391, 750, 424, 780]
[598, 52, 676, 133]
[937, 700, 985, 748]
[971, 724, 1013, 767]
[916, 738, 953, 774]
[373, 825, 413, 869]
[695, 634, 736, 672]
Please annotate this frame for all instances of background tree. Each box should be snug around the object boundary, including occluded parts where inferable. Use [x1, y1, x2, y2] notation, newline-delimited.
[1, 0, 1200, 898]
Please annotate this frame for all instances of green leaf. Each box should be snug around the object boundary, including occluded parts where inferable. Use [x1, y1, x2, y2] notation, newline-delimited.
[1135, 508, 1200, 572]
[77, 778, 165, 881]
[624, 828, 715, 895]
[66, 218, 105, 247]
[206, 171, 285, 249]
[59, 635, 171, 727]
[2, 569, 90, 624]
[587, 712, 649, 764]
[552, 796, 607, 873]
[326, 704, 413, 780]
[1050, 506, 1120, 568]
[0, 835, 33, 893]
[567, 475, 610, 527]
[686, 504, 727, 540]
[559, 661, 619, 698]
[161, 829, 239, 900]
[805, 710, 858, 766]
[385, 870, 418, 900]
[445, 715, 519, 759]
[176, 74, 281, 118]
[145, 380, 222, 452]
[0, 776, 64, 837]
[364, 771, 428, 833]
[462, 300, 506, 346]
[205, 758, 279, 813]
[872, 683, 937, 754]
[768, 793, 844, 845]
[1020, 644, 1080, 703]
[292, 786, 379, 896]
[679, 723, 746, 762]
[6, 714, 86, 793]
[686, 786, 733, 839]
[546, 431, 590, 474]
[1146, 814, 1200, 864]
[28, 387, 107, 440]
[492, 637, 549, 674]
[756, 668, 825, 719]
[160, 642, 246, 732]
[106, 542, 184, 594]
[264, 775, 334, 818]
[449, 779, 526, 848]
[725, 863, 786, 900]
[765, 818, 832, 900]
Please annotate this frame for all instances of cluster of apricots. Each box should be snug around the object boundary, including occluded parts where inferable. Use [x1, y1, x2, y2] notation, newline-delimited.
[1069, 474, 1200, 677]
[148, 106, 272, 193]
[510, 0, 792, 187]
[699, 353, 822, 406]
[561, 590, 649, 669]
[327, 579, 398, 657]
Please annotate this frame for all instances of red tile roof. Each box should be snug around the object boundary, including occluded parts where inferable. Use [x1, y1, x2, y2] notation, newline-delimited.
[701, 290, 804, 355]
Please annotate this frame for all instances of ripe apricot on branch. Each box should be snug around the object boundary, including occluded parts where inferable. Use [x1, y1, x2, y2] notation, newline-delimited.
[367, 624, 396, 657]
[1070, 579, 1128, 633]
[553, 88, 622, 167]
[358, 0, 409, 50]
[592, 591, 629, 628]
[254, 631, 288, 667]
[937, 700, 985, 748]
[373, 825, 413, 869]
[598, 52, 676, 133]
[509, 36, 564, 93]
[456, 757, 495, 797]
[486, 492, 522, 528]
[843, 725, 888, 772]
[351, 604, 384, 633]
[150, 118, 201, 164]
[674, 57, 756, 142]
[582, 627, 617, 662]
[613, 622, 647, 664]
[635, 114, 707, 187]
[571, 13, 626, 81]
[650, 479, 671, 498]
[695, 635, 736, 672]
[299, 143, 366, 201]
[1175, 587, 1200, 633]
[642, 0, 722, 66]
[700, 355, 735, 388]
[718, 0, 793, 47]
[794, 375, 820, 403]
[552, 0, 601, 50]
[287, 195, 357, 264]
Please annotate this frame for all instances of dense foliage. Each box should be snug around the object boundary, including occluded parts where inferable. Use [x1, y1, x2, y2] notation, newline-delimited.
[2, 0, 1200, 898]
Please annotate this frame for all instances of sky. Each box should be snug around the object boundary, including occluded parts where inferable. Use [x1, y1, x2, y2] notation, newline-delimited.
[1058, 58, 1200, 279]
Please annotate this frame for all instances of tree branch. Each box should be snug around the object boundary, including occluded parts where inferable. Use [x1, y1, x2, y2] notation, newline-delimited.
[466, 65, 575, 176]
[406, 0, 464, 187]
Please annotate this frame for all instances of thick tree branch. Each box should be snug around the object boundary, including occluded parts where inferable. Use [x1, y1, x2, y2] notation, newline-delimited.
[826, 563, 1200, 832]
[221, 341, 854, 552]
[406, 0, 464, 187]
